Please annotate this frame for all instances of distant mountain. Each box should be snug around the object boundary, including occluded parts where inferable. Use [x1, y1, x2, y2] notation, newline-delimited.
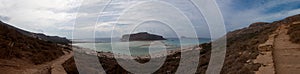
[121, 32, 166, 41]
[0, 21, 71, 44]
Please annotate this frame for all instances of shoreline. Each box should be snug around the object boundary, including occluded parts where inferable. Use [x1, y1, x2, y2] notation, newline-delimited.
[72, 45, 202, 59]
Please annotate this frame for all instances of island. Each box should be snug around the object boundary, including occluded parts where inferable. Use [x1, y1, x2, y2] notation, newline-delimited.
[121, 32, 166, 41]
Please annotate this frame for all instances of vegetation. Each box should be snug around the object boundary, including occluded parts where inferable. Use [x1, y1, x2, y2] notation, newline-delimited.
[221, 22, 279, 74]
[288, 23, 300, 44]
[0, 21, 65, 64]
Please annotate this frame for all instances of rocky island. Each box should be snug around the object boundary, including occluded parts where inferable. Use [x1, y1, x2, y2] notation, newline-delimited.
[121, 32, 166, 41]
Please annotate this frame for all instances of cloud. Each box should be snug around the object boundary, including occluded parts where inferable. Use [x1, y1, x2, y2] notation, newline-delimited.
[0, 0, 217, 38]
[0, 15, 10, 21]
[217, 0, 300, 31]
[1, 0, 300, 38]
[72, 0, 209, 38]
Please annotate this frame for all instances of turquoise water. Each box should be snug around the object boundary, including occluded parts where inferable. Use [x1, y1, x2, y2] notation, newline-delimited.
[73, 38, 210, 56]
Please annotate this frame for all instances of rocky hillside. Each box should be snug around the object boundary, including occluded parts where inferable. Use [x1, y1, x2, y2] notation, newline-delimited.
[286, 15, 300, 44]
[0, 21, 68, 65]
[219, 20, 280, 73]
[204, 14, 300, 74]
[1, 21, 71, 44]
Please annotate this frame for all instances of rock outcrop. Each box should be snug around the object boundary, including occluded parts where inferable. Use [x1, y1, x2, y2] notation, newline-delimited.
[254, 33, 277, 74]
[121, 32, 166, 41]
[249, 22, 270, 28]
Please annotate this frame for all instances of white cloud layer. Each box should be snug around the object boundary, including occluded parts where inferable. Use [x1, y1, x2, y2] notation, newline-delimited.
[0, 0, 81, 36]
[0, 0, 300, 38]
[217, 0, 300, 30]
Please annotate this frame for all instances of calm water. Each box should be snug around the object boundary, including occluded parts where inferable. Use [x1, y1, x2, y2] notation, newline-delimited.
[73, 38, 210, 56]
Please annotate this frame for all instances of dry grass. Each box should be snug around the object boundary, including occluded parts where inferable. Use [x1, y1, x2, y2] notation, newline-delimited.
[288, 23, 300, 44]
[220, 22, 278, 74]
[0, 21, 65, 65]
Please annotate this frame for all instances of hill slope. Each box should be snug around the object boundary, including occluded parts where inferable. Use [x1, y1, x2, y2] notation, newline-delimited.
[0, 21, 71, 44]
[0, 21, 74, 74]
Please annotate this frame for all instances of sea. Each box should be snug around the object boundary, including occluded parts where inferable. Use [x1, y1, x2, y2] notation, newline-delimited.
[72, 38, 211, 56]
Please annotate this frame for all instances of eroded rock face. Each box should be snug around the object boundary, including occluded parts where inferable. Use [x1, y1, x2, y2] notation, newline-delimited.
[121, 32, 166, 41]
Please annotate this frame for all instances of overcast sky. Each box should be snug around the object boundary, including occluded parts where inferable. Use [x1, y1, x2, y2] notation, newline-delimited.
[0, 0, 300, 39]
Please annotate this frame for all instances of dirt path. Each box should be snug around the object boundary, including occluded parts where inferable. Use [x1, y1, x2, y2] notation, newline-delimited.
[20, 50, 74, 74]
[48, 51, 74, 74]
[273, 24, 300, 74]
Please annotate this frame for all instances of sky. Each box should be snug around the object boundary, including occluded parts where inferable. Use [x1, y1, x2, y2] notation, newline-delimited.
[0, 0, 300, 39]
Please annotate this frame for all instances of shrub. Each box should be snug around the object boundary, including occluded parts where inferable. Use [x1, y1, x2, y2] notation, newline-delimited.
[288, 23, 300, 43]
[0, 21, 65, 64]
